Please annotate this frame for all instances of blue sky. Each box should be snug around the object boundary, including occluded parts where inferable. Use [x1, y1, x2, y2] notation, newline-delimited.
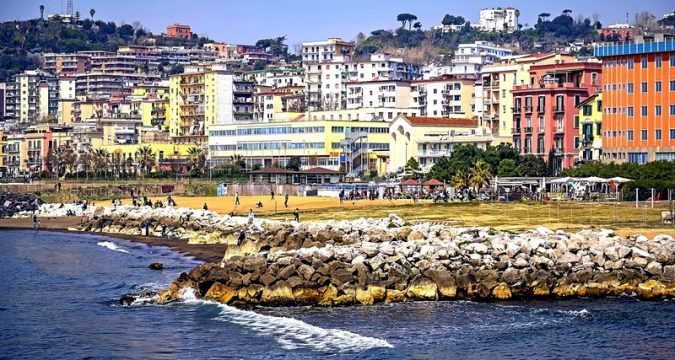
[1, 0, 672, 46]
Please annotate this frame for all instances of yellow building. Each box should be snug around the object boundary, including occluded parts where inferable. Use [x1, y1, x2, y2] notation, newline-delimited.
[169, 65, 253, 144]
[208, 119, 390, 175]
[482, 53, 575, 144]
[576, 92, 602, 162]
[99, 143, 197, 172]
[389, 115, 494, 172]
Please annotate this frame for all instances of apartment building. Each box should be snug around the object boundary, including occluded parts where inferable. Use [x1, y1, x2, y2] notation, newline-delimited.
[411, 75, 477, 118]
[75, 72, 161, 97]
[44, 53, 91, 75]
[595, 35, 675, 163]
[389, 115, 493, 172]
[208, 119, 391, 174]
[511, 61, 602, 172]
[4, 70, 59, 123]
[4, 133, 26, 176]
[346, 80, 412, 110]
[481, 53, 575, 144]
[248, 67, 304, 88]
[169, 65, 254, 144]
[253, 85, 304, 122]
[576, 93, 603, 162]
[302, 38, 355, 111]
[449, 42, 513, 77]
[479, 7, 519, 33]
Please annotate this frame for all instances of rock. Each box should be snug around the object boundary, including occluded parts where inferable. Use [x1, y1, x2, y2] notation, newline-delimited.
[465, 242, 488, 254]
[368, 254, 387, 270]
[645, 262, 663, 276]
[407, 230, 425, 241]
[379, 243, 395, 256]
[558, 252, 580, 264]
[355, 288, 374, 305]
[535, 226, 554, 236]
[119, 293, 136, 306]
[297, 264, 315, 281]
[424, 270, 457, 298]
[205, 282, 237, 303]
[632, 257, 648, 268]
[406, 277, 438, 300]
[663, 265, 675, 281]
[148, 263, 163, 270]
[385, 289, 406, 303]
[513, 257, 529, 268]
[492, 283, 512, 299]
[351, 255, 366, 265]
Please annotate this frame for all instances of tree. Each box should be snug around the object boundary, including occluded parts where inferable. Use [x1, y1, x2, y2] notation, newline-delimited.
[442, 14, 465, 26]
[39, 5, 45, 20]
[92, 148, 111, 178]
[89, 8, 95, 21]
[469, 159, 492, 190]
[286, 156, 301, 171]
[406, 157, 420, 172]
[497, 159, 519, 177]
[452, 170, 470, 189]
[538, 13, 551, 22]
[563, 9, 573, 17]
[413, 22, 422, 31]
[397, 13, 417, 30]
[515, 9, 520, 30]
[428, 156, 453, 182]
[75, 11, 80, 24]
[187, 146, 206, 176]
[135, 145, 155, 176]
[253, 60, 266, 70]
[518, 155, 548, 177]
[118, 24, 134, 40]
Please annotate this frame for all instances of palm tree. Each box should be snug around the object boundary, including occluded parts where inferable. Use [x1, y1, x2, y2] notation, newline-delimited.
[89, 8, 95, 21]
[469, 159, 492, 190]
[452, 170, 470, 189]
[563, 9, 573, 17]
[413, 22, 422, 31]
[48, 146, 67, 177]
[135, 145, 155, 176]
[187, 146, 206, 176]
[92, 148, 111, 178]
[39, 4, 45, 20]
[75, 11, 80, 24]
[514, 9, 520, 30]
[229, 154, 246, 171]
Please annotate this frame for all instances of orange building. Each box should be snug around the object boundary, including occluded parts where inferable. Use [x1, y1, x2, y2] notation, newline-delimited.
[595, 35, 675, 163]
[165, 23, 192, 39]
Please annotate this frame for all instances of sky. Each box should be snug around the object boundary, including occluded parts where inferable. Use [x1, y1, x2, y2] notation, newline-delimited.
[1, 0, 672, 48]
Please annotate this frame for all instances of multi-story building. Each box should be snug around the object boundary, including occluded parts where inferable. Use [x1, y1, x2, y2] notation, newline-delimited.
[595, 35, 675, 163]
[479, 7, 519, 33]
[75, 72, 161, 98]
[4, 133, 26, 176]
[511, 61, 602, 172]
[576, 92, 603, 162]
[481, 53, 575, 144]
[601, 24, 635, 41]
[0, 83, 5, 121]
[43, 53, 91, 75]
[4, 70, 59, 123]
[302, 38, 354, 111]
[165, 23, 192, 39]
[248, 67, 304, 88]
[208, 119, 391, 175]
[169, 64, 254, 144]
[253, 85, 304, 122]
[345, 80, 412, 110]
[411, 75, 477, 118]
[448, 42, 513, 77]
[389, 115, 493, 171]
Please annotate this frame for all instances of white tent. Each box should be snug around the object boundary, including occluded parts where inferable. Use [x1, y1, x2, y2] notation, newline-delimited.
[609, 177, 632, 183]
[583, 176, 609, 183]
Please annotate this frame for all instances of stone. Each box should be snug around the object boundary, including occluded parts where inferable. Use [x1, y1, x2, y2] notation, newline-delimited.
[535, 226, 554, 236]
[297, 264, 315, 281]
[259, 273, 276, 287]
[513, 257, 529, 268]
[204, 282, 237, 304]
[368, 254, 387, 270]
[558, 252, 580, 264]
[645, 261, 663, 276]
[261, 281, 294, 305]
[355, 288, 374, 305]
[330, 268, 354, 287]
[148, 262, 163, 270]
[379, 243, 395, 256]
[424, 269, 457, 298]
[632, 257, 648, 268]
[407, 230, 425, 241]
[465, 242, 488, 254]
[385, 289, 406, 303]
[664, 265, 675, 281]
[406, 277, 438, 300]
[492, 283, 512, 299]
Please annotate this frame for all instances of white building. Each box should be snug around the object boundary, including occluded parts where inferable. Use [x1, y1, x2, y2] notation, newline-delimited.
[451, 42, 513, 76]
[411, 75, 477, 118]
[479, 7, 519, 33]
[248, 67, 304, 88]
[58, 76, 76, 100]
[346, 80, 411, 110]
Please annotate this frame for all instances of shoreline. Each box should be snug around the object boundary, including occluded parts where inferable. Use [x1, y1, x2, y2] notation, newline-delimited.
[0, 217, 228, 263]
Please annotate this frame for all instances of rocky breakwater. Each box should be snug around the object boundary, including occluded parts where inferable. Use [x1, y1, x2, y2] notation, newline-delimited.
[157, 224, 675, 306]
[0, 192, 43, 218]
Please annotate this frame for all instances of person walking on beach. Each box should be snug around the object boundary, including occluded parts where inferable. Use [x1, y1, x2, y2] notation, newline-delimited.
[284, 193, 289, 208]
[234, 192, 240, 206]
[144, 221, 150, 237]
[293, 208, 299, 222]
[271, 189, 275, 200]
[203, 203, 208, 211]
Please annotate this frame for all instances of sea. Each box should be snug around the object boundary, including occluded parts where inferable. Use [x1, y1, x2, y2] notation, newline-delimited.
[1, 230, 673, 359]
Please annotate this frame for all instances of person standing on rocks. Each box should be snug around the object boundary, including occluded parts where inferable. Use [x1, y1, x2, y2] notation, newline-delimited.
[293, 208, 299, 222]
[203, 203, 208, 211]
[234, 192, 240, 206]
[284, 193, 289, 208]
[238, 230, 245, 246]
[144, 221, 150, 237]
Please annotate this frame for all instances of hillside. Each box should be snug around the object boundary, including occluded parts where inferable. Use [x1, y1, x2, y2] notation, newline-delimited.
[0, 16, 212, 81]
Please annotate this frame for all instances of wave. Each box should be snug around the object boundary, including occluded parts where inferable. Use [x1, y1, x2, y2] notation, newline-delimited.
[177, 288, 393, 353]
[97, 241, 129, 253]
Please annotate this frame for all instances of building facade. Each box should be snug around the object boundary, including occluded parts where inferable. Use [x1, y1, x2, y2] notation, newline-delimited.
[165, 24, 192, 39]
[479, 7, 519, 33]
[511, 62, 602, 172]
[412, 75, 477, 118]
[595, 35, 675, 163]
[576, 93, 603, 162]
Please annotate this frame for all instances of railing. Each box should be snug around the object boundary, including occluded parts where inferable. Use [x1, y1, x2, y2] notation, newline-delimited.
[554, 106, 565, 112]
[524, 127, 533, 133]
[524, 106, 533, 113]
[418, 150, 453, 157]
[512, 107, 521, 114]
[512, 128, 521, 134]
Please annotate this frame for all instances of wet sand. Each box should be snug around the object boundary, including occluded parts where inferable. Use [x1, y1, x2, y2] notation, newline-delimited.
[0, 217, 228, 263]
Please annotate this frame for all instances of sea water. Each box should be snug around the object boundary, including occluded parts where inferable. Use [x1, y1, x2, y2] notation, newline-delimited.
[1, 230, 673, 359]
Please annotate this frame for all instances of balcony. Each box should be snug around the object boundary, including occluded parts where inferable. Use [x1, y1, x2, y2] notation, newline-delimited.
[524, 127, 533, 134]
[554, 106, 565, 113]
[555, 127, 564, 134]
[512, 107, 521, 114]
[524, 106, 533, 113]
[418, 150, 453, 157]
[512, 128, 521, 134]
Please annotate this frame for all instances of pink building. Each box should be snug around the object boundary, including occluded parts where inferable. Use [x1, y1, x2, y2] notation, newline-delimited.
[512, 62, 602, 173]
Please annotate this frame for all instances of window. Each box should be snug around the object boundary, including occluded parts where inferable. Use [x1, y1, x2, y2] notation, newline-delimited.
[627, 107, 634, 117]
[627, 59, 634, 69]
[628, 153, 648, 164]
[641, 58, 648, 68]
[671, 129, 675, 140]
[671, 55, 675, 67]
[656, 129, 662, 140]
[656, 57, 662, 68]
[656, 81, 662, 92]
[596, 123, 602, 136]
[641, 106, 648, 117]
[627, 83, 634, 93]
[583, 105, 592, 116]
[574, 136, 579, 149]
[641, 82, 648, 93]
[670, 80, 675, 91]
[671, 105, 675, 115]
[627, 130, 634, 141]
[656, 105, 662, 116]
[574, 115, 579, 128]
[641, 129, 648, 141]
[597, 100, 602, 112]
[574, 95, 580, 106]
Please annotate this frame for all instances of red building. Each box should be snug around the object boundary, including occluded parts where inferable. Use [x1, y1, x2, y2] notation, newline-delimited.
[165, 23, 192, 39]
[601, 25, 635, 41]
[512, 62, 602, 173]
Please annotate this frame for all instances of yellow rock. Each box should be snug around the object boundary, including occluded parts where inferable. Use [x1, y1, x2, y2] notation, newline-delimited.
[318, 285, 338, 306]
[532, 281, 550, 296]
[355, 289, 374, 305]
[368, 285, 387, 303]
[385, 289, 406, 303]
[552, 283, 577, 297]
[406, 279, 438, 300]
[204, 282, 237, 304]
[261, 283, 294, 304]
[638, 280, 666, 299]
[293, 287, 321, 304]
[492, 283, 512, 300]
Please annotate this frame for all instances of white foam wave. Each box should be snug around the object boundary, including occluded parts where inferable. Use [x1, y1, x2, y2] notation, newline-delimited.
[97, 241, 129, 253]
[177, 288, 392, 352]
[558, 309, 590, 317]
